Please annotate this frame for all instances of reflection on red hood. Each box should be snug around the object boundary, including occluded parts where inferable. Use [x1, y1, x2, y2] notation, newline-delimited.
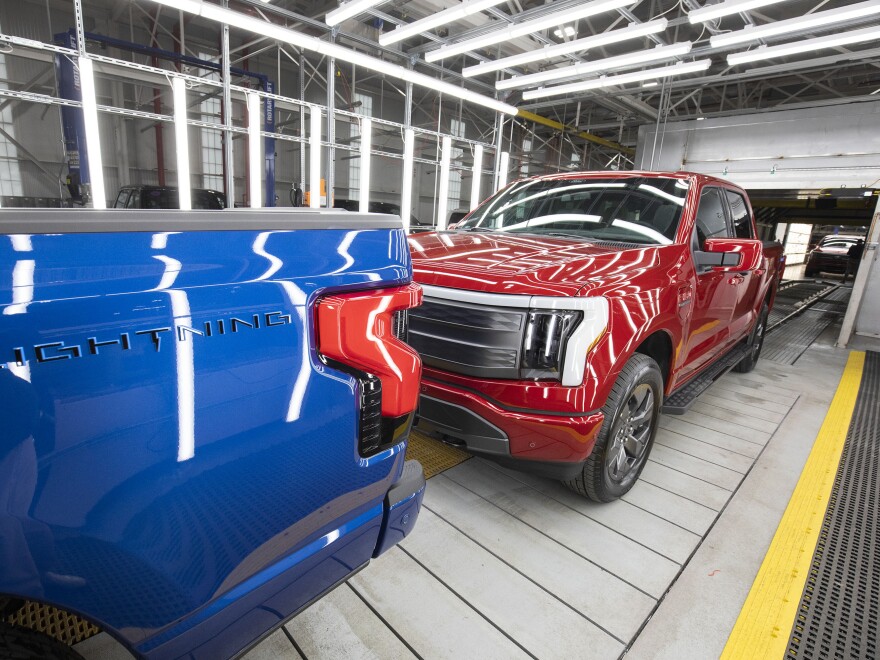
[408, 230, 664, 297]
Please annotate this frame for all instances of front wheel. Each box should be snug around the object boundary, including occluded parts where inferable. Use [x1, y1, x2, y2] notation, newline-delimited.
[734, 301, 769, 373]
[564, 353, 662, 502]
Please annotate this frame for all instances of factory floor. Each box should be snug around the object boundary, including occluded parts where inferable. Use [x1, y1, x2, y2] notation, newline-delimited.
[76, 317, 866, 659]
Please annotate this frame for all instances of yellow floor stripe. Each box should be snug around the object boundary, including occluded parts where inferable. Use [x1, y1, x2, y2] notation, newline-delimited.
[721, 351, 865, 659]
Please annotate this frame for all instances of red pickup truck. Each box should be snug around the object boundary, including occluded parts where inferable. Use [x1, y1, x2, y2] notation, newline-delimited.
[408, 171, 783, 501]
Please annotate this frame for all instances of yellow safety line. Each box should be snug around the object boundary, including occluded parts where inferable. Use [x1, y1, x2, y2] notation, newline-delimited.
[721, 350, 866, 660]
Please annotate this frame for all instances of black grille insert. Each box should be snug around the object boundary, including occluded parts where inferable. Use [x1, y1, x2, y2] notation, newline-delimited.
[408, 297, 527, 379]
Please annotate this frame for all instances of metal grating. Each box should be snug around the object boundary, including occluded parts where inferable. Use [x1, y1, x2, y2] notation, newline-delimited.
[786, 351, 880, 660]
[405, 429, 471, 479]
[5, 601, 100, 646]
[762, 309, 837, 365]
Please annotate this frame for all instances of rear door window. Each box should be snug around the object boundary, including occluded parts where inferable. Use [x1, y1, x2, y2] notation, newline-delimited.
[724, 190, 753, 239]
[694, 187, 731, 248]
[114, 190, 130, 208]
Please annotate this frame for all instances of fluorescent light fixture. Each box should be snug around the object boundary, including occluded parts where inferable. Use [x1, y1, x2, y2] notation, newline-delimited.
[172, 78, 192, 210]
[425, 0, 637, 63]
[436, 136, 452, 231]
[689, 0, 789, 24]
[401, 128, 414, 232]
[553, 26, 577, 38]
[359, 117, 372, 213]
[309, 109, 321, 209]
[710, 0, 880, 48]
[325, 0, 388, 27]
[463, 19, 668, 77]
[145, 0, 517, 115]
[246, 93, 262, 209]
[496, 151, 509, 191]
[496, 42, 692, 90]
[643, 81, 658, 87]
[380, 0, 508, 46]
[521, 59, 712, 99]
[78, 58, 107, 210]
[470, 145, 483, 211]
[727, 25, 880, 65]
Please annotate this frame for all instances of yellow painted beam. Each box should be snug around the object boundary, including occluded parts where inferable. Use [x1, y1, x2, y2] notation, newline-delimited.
[721, 350, 866, 659]
[516, 109, 635, 157]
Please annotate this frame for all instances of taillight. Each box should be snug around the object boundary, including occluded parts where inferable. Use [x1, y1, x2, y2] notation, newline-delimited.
[317, 283, 423, 456]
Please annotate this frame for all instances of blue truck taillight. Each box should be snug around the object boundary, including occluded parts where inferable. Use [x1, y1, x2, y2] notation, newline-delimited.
[316, 284, 423, 457]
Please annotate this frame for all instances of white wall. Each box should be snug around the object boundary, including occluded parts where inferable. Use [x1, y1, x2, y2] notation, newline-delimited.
[635, 101, 880, 190]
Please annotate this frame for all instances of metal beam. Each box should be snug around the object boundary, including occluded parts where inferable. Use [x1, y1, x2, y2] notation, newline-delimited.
[516, 109, 634, 155]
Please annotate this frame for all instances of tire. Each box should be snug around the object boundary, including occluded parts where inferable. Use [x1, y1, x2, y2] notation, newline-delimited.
[0, 598, 24, 618]
[734, 301, 769, 374]
[0, 622, 85, 660]
[564, 353, 662, 502]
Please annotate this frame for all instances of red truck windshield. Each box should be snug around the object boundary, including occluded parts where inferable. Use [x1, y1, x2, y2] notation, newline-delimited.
[458, 176, 690, 246]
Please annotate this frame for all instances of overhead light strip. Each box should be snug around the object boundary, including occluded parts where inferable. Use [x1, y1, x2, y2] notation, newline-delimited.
[424, 0, 638, 63]
[727, 24, 880, 65]
[326, 0, 389, 27]
[78, 58, 106, 210]
[470, 144, 483, 210]
[380, 0, 508, 46]
[688, 0, 790, 23]
[496, 151, 509, 192]
[401, 128, 414, 232]
[521, 59, 712, 100]
[309, 109, 322, 209]
[358, 117, 372, 213]
[246, 92, 262, 208]
[496, 41, 692, 90]
[144, 0, 517, 115]
[172, 78, 192, 210]
[463, 18, 668, 78]
[710, 0, 880, 48]
[436, 136, 452, 231]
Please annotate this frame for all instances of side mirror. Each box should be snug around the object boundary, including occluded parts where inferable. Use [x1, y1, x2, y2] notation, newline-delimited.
[696, 238, 763, 272]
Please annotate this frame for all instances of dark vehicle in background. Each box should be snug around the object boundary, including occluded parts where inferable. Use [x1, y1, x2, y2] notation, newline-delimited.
[804, 234, 864, 276]
[114, 186, 226, 210]
[333, 199, 432, 232]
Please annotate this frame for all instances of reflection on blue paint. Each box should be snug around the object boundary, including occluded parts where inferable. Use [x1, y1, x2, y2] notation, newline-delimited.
[0, 227, 413, 658]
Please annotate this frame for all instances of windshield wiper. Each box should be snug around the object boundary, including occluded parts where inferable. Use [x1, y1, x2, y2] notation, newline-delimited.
[458, 226, 497, 232]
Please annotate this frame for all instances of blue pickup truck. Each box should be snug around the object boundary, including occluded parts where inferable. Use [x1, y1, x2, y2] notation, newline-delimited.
[0, 209, 426, 659]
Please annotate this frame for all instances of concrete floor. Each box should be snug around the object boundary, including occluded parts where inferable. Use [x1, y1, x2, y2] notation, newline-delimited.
[75, 336, 850, 660]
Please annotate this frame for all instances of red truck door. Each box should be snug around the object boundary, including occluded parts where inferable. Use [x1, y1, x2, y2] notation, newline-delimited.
[723, 188, 762, 341]
[680, 187, 739, 380]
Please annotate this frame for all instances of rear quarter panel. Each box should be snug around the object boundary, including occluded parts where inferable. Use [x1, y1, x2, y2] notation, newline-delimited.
[0, 221, 410, 658]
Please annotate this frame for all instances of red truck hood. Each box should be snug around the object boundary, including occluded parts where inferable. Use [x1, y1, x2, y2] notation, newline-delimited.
[408, 231, 661, 297]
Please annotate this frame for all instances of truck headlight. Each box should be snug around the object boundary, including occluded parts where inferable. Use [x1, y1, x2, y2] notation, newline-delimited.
[520, 297, 609, 386]
[521, 310, 582, 379]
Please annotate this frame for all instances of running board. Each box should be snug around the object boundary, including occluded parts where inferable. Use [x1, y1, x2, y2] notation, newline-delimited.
[661, 344, 751, 415]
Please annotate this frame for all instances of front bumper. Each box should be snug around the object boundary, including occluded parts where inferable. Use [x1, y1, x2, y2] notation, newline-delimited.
[416, 376, 604, 480]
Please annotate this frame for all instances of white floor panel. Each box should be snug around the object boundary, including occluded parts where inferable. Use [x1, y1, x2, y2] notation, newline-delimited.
[401, 509, 624, 658]
[622, 480, 718, 534]
[484, 464, 700, 565]
[349, 547, 530, 660]
[442, 459, 680, 598]
[287, 584, 414, 660]
[654, 428, 755, 473]
[424, 472, 657, 641]
[648, 443, 745, 491]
